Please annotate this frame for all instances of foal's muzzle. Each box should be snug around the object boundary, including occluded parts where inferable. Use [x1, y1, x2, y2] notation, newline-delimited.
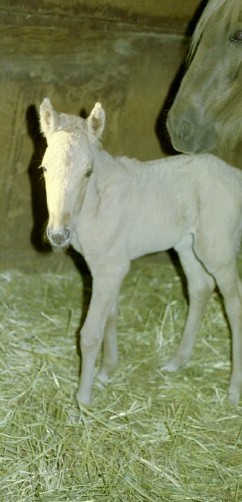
[47, 226, 71, 251]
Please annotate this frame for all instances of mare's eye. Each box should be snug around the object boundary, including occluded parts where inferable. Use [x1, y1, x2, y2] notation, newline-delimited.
[40, 165, 47, 173]
[231, 30, 242, 42]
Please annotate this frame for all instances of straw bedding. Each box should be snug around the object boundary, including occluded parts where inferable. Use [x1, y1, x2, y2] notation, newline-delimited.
[0, 257, 241, 501]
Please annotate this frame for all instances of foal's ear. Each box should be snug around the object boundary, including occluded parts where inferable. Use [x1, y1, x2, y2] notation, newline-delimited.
[87, 102, 105, 139]
[39, 98, 58, 138]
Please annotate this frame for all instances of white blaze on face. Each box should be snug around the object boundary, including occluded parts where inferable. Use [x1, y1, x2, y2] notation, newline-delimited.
[42, 131, 90, 231]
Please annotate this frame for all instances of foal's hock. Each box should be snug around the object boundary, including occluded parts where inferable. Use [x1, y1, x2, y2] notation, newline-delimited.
[40, 98, 242, 406]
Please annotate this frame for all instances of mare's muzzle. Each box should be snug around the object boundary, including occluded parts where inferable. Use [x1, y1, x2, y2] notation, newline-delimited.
[166, 106, 217, 154]
[47, 225, 71, 251]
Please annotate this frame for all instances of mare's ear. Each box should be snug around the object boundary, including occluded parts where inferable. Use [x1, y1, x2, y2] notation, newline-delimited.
[87, 102, 105, 139]
[39, 98, 58, 139]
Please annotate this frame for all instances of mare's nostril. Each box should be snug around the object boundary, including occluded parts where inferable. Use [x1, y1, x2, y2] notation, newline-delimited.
[177, 120, 194, 141]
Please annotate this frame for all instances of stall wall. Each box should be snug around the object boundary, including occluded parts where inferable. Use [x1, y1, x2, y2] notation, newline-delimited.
[0, 0, 201, 269]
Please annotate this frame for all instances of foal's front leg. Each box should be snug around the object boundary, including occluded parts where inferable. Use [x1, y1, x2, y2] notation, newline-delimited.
[212, 263, 242, 405]
[98, 302, 119, 382]
[76, 262, 129, 406]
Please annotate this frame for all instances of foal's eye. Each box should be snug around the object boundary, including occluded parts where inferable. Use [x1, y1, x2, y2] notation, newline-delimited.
[40, 165, 47, 173]
[85, 168, 92, 178]
[231, 30, 242, 43]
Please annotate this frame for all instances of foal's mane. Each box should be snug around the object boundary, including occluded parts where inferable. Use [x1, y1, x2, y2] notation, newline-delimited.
[189, 0, 241, 58]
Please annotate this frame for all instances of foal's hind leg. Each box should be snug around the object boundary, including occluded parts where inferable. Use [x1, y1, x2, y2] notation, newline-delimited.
[211, 261, 242, 405]
[163, 235, 215, 371]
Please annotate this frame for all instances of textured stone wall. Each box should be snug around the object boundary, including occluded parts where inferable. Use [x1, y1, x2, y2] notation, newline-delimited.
[0, 0, 201, 269]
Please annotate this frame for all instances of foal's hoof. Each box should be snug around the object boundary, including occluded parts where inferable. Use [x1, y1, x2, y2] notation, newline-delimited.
[162, 352, 190, 372]
[228, 375, 242, 406]
[97, 368, 109, 383]
[162, 359, 180, 372]
[228, 387, 241, 406]
[76, 389, 92, 409]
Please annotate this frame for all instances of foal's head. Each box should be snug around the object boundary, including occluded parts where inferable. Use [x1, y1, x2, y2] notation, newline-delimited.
[39, 98, 105, 251]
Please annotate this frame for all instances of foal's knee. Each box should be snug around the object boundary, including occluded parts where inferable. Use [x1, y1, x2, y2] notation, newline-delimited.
[81, 329, 102, 355]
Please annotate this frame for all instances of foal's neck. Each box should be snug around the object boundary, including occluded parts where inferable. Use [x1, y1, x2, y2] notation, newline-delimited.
[92, 144, 117, 172]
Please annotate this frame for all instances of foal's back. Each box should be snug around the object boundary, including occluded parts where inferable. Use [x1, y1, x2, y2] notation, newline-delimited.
[78, 152, 242, 261]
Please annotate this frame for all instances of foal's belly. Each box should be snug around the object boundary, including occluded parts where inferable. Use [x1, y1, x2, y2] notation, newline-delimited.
[127, 219, 191, 260]
[71, 202, 194, 264]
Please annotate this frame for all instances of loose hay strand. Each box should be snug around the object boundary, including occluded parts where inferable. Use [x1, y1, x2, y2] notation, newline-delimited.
[0, 260, 242, 501]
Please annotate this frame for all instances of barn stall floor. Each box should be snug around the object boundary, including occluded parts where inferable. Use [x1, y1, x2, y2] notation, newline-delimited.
[0, 257, 242, 501]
